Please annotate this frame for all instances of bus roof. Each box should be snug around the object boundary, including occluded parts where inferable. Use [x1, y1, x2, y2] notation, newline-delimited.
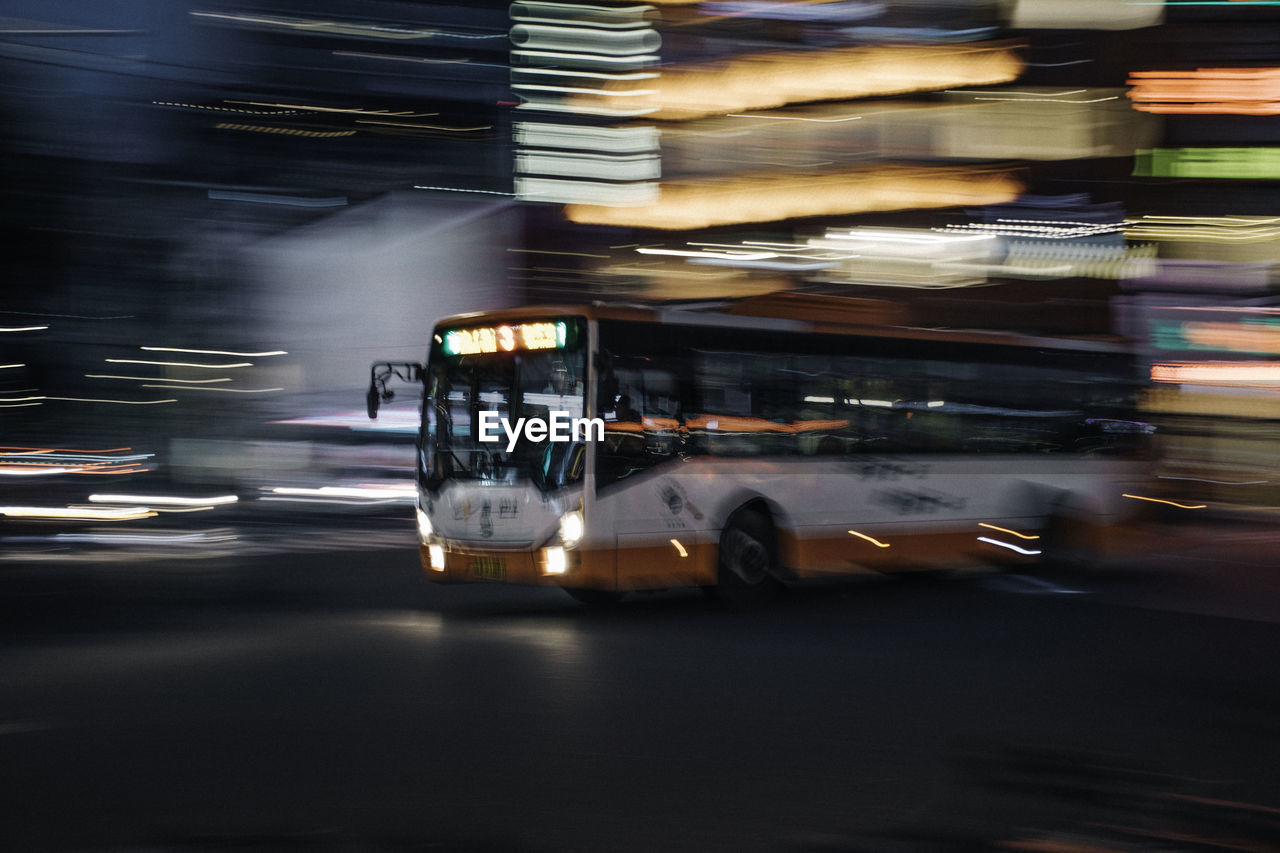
[432, 293, 1132, 355]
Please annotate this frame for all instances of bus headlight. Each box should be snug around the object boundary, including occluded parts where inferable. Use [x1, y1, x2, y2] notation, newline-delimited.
[416, 507, 434, 541]
[558, 509, 584, 549]
[544, 546, 567, 575]
[428, 544, 446, 571]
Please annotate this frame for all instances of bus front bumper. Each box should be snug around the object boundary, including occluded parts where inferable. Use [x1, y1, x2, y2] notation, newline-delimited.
[419, 543, 614, 590]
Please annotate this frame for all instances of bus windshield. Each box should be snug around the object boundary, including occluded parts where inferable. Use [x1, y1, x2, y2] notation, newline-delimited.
[420, 318, 587, 492]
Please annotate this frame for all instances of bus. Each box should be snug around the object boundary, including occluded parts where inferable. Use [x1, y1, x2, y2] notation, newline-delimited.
[368, 293, 1152, 603]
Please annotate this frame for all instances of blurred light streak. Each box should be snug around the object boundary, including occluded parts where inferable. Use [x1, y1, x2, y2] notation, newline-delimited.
[151, 101, 299, 115]
[970, 95, 1119, 104]
[1009, 0, 1164, 28]
[268, 485, 416, 500]
[1152, 361, 1280, 385]
[515, 122, 658, 152]
[511, 25, 660, 55]
[695, 1, 884, 21]
[88, 494, 239, 506]
[209, 191, 348, 207]
[145, 347, 283, 357]
[516, 151, 660, 181]
[574, 42, 1024, 120]
[518, 68, 658, 81]
[0, 446, 137, 454]
[977, 536, 1041, 555]
[848, 530, 891, 548]
[331, 51, 482, 66]
[355, 120, 492, 132]
[1158, 320, 1280, 355]
[0, 364, 24, 369]
[0, 20, 139, 34]
[1125, 216, 1280, 241]
[229, 102, 437, 117]
[47, 531, 239, 544]
[511, 2, 657, 24]
[803, 225, 1004, 286]
[258, 496, 405, 506]
[106, 359, 252, 368]
[1128, 68, 1280, 115]
[637, 248, 778, 260]
[268, 410, 420, 432]
[507, 248, 611, 259]
[511, 49, 659, 70]
[978, 522, 1040, 540]
[566, 164, 1023, 229]
[0, 506, 156, 521]
[0, 311, 133, 319]
[519, 176, 659, 204]
[670, 538, 688, 557]
[1122, 494, 1207, 509]
[0, 463, 151, 475]
[0, 325, 48, 332]
[141, 385, 284, 393]
[839, 26, 998, 43]
[68, 503, 218, 514]
[1159, 475, 1269, 485]
[1134, 148, 1280, 179]
[148, 506, 218, 513]
[214, 123, 358, 139]
[728, 113, 863, 122]
[190, 11, 448, 40]
[995, 242, 1157, 280]
[44, 396, 177, 405]
[87, 375, 232, 383]
[413, 185, 518, 196]
[942, 220, 1123, 239]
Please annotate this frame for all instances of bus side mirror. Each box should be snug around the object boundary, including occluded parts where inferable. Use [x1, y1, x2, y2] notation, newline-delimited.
[367, 361, 423, 420]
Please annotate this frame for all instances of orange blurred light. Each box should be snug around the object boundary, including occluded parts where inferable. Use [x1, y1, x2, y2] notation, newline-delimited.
[567, 164, 1022, 229]
[575, 41, 1024, 120]
[1152, 361, 1280, 385]
[1128, 67, 1280, 115]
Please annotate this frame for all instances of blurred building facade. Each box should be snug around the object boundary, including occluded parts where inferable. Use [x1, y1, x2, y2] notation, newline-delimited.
[2, 0, 1280, 512]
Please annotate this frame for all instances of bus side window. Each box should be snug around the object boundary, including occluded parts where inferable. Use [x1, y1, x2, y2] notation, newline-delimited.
[597, 362, 684, 487]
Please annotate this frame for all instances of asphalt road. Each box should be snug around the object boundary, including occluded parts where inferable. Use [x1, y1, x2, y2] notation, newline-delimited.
[2, 537, 1279, 853]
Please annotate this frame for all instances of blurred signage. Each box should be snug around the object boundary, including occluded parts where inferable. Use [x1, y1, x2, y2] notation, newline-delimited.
[442, 321, 567, 356]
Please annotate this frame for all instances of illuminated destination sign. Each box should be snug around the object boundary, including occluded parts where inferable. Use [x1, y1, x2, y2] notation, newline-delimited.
[441, 321, 567, 356]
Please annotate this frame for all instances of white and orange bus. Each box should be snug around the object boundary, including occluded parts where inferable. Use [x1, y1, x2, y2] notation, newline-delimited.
[369, 294, 1152, 603]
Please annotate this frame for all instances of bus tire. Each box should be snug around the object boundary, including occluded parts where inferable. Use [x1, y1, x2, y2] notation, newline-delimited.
[563, 587, 625, 606]
[714, 510, 780, 607]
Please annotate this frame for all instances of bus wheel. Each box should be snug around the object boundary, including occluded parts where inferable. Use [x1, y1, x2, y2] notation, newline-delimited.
[564, 587, 625, 606]
[715, 511, 779, 606]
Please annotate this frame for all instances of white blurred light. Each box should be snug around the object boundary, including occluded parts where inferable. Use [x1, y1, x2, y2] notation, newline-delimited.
[559, 510, 584, 547]
[544, 545, 568, 574]
[977, 536, 1042, 556]
[89, 493, 239, 506]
